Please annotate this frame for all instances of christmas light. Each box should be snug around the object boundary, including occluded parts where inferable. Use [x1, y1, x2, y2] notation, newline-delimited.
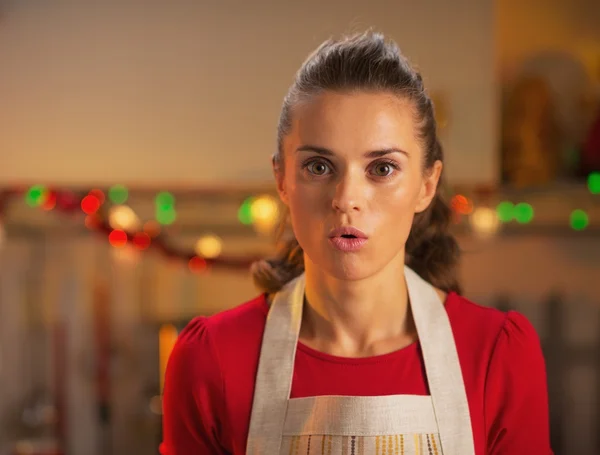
[108, 184, 128, 205]
[188, 256, 207, 273]
[155, 191, 175, 210]
[451, 194, 473, 215]
[496, 201, 514, 223]
[470, 207, 500, 237]
[56, 191, 78, 211]
[89, 189, 106, 204]
[238, 197, 254, 225]
[570, 209, 589, 231]
[81, 194, 101, 215]
[588, 172, 600, 195]
[84, 214, 101, 229]
[514, 203, 534, 224]
[41, 191, 57, 211]
[195, 234, 223, 258]
[109, 205, 140, 231]
[143, 220, 161, 238]
[108, 229, 128, 248]
[156, 207, 177, 225]
[250, 195, 279, 233]
[25, 185, 47, 207]
[0, 187, 255, 270]
[133, 232, 151, 250]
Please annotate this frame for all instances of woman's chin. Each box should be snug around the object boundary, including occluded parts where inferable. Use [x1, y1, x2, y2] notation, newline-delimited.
[323, 260, 373, 282]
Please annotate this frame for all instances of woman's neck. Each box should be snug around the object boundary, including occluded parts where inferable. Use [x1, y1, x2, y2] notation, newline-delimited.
[300, 254, 416, 358]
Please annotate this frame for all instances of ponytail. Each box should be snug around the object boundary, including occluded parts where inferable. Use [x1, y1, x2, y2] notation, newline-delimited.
[405, 191, 462, 294]
[250, 217, 304, 294]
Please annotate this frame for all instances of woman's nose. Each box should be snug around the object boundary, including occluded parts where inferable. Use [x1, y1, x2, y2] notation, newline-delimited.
[331, 173, 363, 213]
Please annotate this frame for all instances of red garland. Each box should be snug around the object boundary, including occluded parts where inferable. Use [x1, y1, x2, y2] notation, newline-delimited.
[0, 188, 259, 271]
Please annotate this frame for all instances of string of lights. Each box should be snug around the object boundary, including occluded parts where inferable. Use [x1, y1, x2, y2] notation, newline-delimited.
[0, 185, 282, 272]
[0, 172, 598, 268]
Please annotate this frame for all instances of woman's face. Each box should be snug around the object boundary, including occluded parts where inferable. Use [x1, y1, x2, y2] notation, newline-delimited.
[276, 91, 441, 281]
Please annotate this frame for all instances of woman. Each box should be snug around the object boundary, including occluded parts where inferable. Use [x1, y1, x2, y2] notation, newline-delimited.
[162, 32, 553, 454]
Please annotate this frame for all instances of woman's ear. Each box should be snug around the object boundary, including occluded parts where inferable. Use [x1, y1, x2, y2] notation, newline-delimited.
[415, 160, 442, 213]
[272, 154, 289, 206]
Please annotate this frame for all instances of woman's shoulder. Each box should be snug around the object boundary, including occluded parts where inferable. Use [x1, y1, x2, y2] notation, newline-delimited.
[445, 292, 543, 366]
[177, 293, 269, 347]
[446, 292, 539, 337]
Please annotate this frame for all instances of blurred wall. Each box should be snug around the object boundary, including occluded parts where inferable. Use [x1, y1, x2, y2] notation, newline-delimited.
[0, 0, 498, 187]
[497, 0, 600, 78]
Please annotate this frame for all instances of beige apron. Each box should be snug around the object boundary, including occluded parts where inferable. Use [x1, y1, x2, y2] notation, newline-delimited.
[246, 266, 475, 455]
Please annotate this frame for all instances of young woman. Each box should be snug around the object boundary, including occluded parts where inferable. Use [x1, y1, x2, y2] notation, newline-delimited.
[162, 32, 553, 455]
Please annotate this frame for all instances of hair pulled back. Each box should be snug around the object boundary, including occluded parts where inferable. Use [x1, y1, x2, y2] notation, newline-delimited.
[251, 31, 461, 294]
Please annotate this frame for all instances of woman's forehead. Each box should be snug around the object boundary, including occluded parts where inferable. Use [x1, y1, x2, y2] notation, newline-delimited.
[287, 92, 420, 158]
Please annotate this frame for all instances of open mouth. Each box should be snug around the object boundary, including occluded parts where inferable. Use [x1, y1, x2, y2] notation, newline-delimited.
[341, 234, 357, 239]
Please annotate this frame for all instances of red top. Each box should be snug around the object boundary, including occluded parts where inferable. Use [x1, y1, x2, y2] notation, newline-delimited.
[162, 292, 553, 455]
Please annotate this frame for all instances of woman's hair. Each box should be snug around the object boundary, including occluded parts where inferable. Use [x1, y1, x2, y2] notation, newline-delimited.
[251, 31, 461, 294]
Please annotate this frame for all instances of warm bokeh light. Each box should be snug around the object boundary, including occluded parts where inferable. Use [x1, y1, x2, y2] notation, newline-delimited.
[470, 207, 500, 237]
[109, 205, 140, 231]
[195, 234, 223, 258]
[250, 195, 279, 233]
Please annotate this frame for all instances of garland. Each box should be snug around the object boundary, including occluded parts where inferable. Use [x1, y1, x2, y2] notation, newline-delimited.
[0, 187, 259, 271]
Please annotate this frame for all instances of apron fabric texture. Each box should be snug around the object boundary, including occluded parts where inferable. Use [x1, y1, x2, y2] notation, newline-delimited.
[246, 266, 476, 455]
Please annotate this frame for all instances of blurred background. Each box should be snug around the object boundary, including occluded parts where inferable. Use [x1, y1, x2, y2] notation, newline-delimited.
[0, 0, 599, 454]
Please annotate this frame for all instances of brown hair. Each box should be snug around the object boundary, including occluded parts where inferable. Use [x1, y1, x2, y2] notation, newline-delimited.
[251, 31, 461, 294]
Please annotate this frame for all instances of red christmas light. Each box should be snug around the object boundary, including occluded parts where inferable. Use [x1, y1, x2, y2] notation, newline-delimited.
[57, 191, 79, 212]
[85, 214, 101, 229]
[89, 189, 106, 205]
[41, 191, 57, 211]
[143, 220, 161, 238]
[81, 195, 101, 215]
[451, 194, 473, 215]
[133, 232, 151, 250]
[108, 229, 128, 248]
[188, 256, 207, 273]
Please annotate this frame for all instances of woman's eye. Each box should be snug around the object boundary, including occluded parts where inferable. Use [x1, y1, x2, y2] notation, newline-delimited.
[307, 161, 330, 175]
[371, 162, 395, 177]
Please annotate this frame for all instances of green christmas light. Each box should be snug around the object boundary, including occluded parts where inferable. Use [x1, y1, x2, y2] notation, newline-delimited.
[155, 191, 175, 210]
[570, 209, 589, 231]
[25, 185, 47, 207]
[514, 203, 534, 224]
[156, 206, 177, 225]
[238, 197, 254, 225]
[496, 201, 514, 223]
[588, 172, 600, 195]
[109, 184, 128, 205]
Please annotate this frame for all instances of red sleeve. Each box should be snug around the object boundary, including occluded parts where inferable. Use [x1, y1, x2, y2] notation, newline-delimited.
[162, 317, 228, 455]
[484, 311, 553, 454]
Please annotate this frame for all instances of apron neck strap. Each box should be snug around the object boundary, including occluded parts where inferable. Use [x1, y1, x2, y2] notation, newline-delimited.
[246, 267, 475, 455]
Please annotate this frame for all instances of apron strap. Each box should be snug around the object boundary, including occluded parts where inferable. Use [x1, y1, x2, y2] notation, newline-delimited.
[245, 274, 305, 455]
[405, 266, 475, 455]
[246, 268, 476, 455]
